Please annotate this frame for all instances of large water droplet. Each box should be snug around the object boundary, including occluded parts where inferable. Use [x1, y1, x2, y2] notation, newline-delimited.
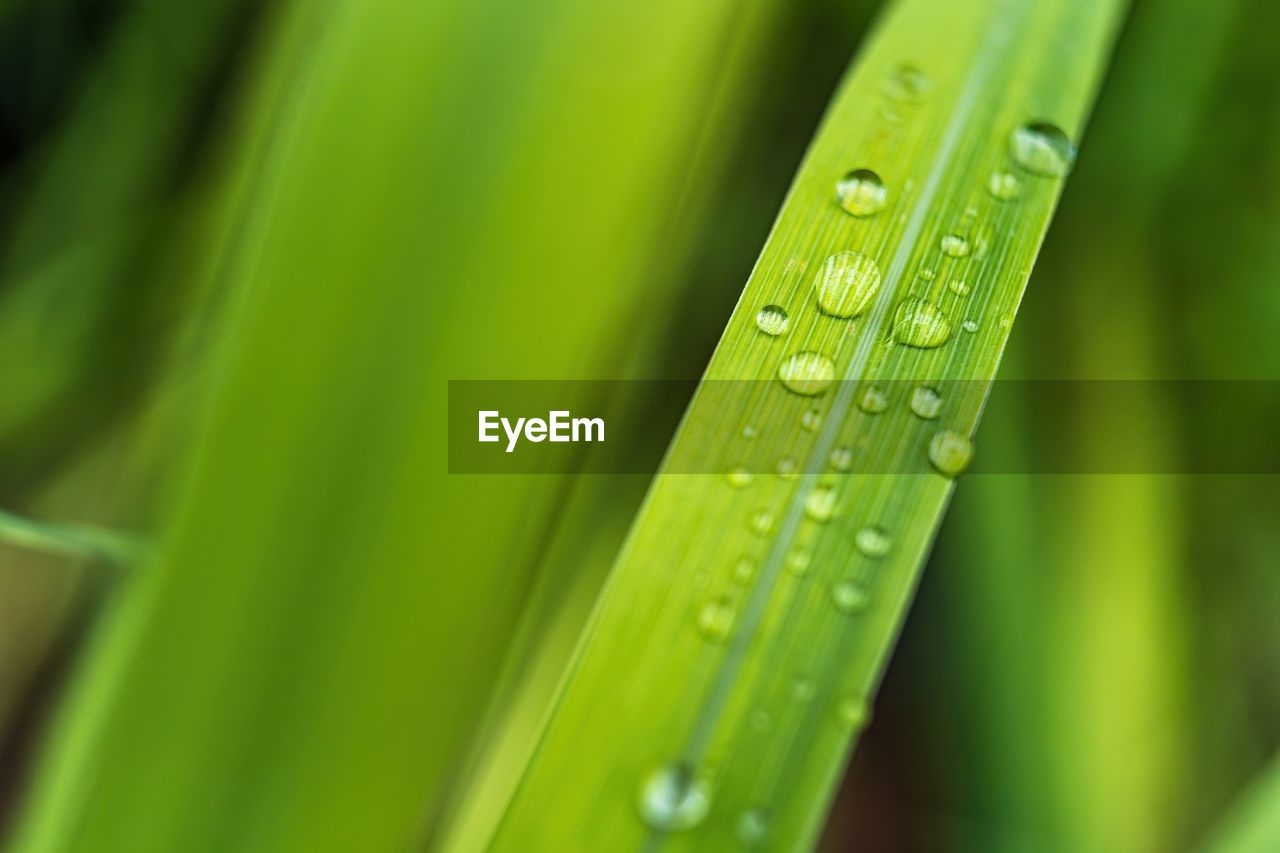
[883, 63, 931, 103]
[831, 580, 869, 614]
[909, 386, 942, 419]
[736, 809, 771, 847]
[697, 597, 736, 642]
[835, 169, 887, 217]
[928, 429, 973, 477]
[988, 170, 1022, 200]
[778, 352, 836, 396]
[805, 485, 837, 522]
[638, 764, 712, 832]
[893, 298, 952, 348]
[1010, 122, 1076, 177]
[816, 251, 881, 318]
[855, 525, 891, 558]
[756, 304, 790, 336]
[940, 234, 969, 257]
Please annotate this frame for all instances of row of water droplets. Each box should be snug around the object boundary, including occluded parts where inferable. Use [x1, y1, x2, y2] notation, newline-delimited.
[638, 60, 1076, 843]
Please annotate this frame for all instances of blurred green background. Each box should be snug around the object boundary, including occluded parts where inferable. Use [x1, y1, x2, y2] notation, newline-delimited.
[0, 0, 1276, 850]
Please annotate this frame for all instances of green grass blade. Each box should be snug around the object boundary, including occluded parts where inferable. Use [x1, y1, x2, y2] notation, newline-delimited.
[488, 0, 1127, 848]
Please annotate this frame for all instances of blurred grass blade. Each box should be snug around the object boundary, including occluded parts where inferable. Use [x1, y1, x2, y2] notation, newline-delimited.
[0, 509, 141, 566]
[7, 0, 823, 850]
[1204, 758, 1280, 853]
[488, 0, 1126, 848]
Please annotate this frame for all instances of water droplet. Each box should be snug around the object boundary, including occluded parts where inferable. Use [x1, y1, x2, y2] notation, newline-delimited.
[805, 485, 837, 522]
[697, 597, 736, 641]
[883, 64, 931, 103]
[737, 809, 771, 846]
[909, 386, 942, 419]
[836, 696, 871, 730]
[919, 267, 936, 281]
[949, 279, 969, 296]
[988, 170, 1021, 200]
[801, 410, 822, 432]
[830, 446, 854, 471]
[638, 764, 712, 832]
[816, 251, 881, 318]
[855, 525, 891, 558]
[928, 429, 973, 477]
[893, 298, 952, 348]
[940, 234, 969, 257]
[727, 467, 753, 488]
[789, 675, 816, 703]
[835, 169, 887, 217]
[775, 457, 797, 479]
[778, 352, 836, 396]
[998, 312, 1014, 328]
[755, 304, 790, 336]
[742, 425, 758, 440]
[733, 557, 756, 584]
[786, 549, 811, 576]
[858, 385, 888, 414]
[962, 319, 979, 333]
[831, 580, 870, 614]
[1010, 122, 1076, 177]
[750, 509, 775, 536]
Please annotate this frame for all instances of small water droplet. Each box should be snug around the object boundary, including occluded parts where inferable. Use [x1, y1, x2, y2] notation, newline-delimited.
[919, 267, 936, 281]
[948, 279, 969, 296]
[775, 457, 797, 479]
[786, 549, 811, 576]
[733, 557, 756, 584]
[962, 319, 979, 333]
[755, 304, 790, 336]
[988, 170, 1022, 200]
[750, 509, 775, 536]
[697, 597, 736, 642]
[638, 764, 712, 832]
[727, 467, 753, 488]
[836, 695, 871, 730]
[816, 251, 881, 318]
[855, 525, 891, 558]
[940, 234, 969, 257]
[830, 446, 854, 471]
[998, 312, 1014, 329]
[928, 429, 973, 477]
[778, 351, 836, 396]
[883, 63, 931, 103]
[858, 385, 888, 414]
[805, 485, 837, 522]
[737, 808, 771, 846]
[831, 580, 870, 614]
[893, 298, 952, 348]
[909, 386, 942, 419]
[1010, 122, 1076, 177]
[789, 675, 816, 703]
[835, 169, 887, 217]
[801, 410, 822, 432]
[742, 425, 758, 440]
